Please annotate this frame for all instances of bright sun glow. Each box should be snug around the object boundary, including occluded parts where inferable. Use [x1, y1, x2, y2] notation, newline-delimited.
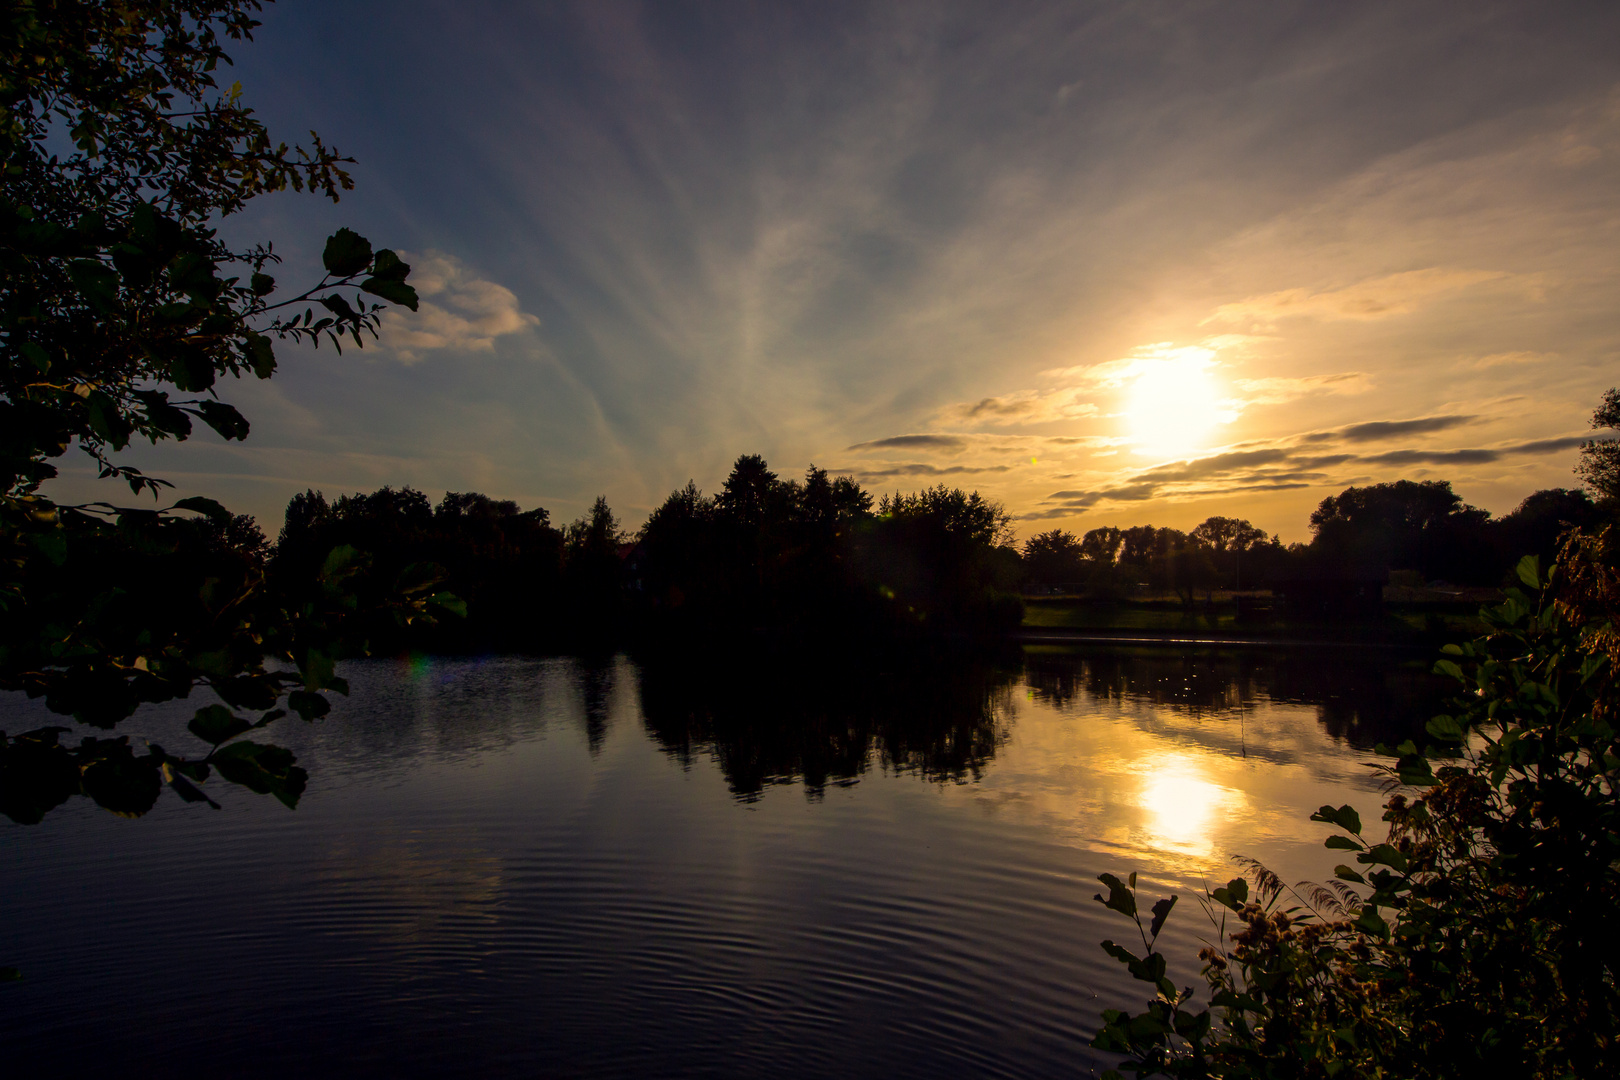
[1124, 346, 1225, 459]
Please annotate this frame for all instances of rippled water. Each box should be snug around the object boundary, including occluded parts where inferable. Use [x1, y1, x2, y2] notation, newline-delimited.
[1, 644, 1439, 1078]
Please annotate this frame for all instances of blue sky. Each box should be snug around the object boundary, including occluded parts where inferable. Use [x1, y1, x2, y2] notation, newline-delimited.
[67, 0, 1620, 540]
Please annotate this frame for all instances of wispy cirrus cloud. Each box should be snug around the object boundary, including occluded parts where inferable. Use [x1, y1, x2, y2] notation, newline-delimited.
[1231, 372, 1372, 405]
[1203, 267, 1515, 328]
[1454, 351, 1559, 371]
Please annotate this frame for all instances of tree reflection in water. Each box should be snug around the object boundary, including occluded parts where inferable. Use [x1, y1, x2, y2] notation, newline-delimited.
[631, 644, 1441, 801]
[1022, 646, 1441, 751]
[632, 643, 1025, 800]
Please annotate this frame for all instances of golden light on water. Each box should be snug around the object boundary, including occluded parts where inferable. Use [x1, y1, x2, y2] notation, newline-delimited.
[1137, 756, 1245, 857]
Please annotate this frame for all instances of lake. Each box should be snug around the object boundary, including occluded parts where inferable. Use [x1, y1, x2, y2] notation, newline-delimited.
[0, 643, 1443, 1078]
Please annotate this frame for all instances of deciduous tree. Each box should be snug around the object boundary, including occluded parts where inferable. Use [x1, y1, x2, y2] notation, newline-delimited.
[0, 1, 445, 828]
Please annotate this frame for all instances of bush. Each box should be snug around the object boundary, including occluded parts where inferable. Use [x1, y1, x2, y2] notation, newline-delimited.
[1092, 532, 1620, 1078]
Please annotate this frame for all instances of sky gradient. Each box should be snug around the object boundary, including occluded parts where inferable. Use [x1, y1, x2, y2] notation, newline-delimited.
[67, 0, 1620, 541]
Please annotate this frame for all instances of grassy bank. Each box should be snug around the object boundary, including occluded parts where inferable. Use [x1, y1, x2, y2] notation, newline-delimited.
[1019, 591, 1493, 644]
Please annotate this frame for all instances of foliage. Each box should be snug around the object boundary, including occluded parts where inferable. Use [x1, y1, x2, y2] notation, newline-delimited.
[630, 460, 1020, 635]
[1576, 387, 1620, 505]
[1189, 517, 1267, 555]
[1023, 528, 1085, 586]
[1090, 539, 1620, 1078]
[0, 0, 435, 823]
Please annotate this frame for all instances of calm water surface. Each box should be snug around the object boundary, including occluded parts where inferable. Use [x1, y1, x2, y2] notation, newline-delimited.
[1, 645, 1438, 1078]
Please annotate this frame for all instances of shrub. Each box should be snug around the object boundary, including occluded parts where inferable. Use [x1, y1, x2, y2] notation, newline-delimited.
[1093, 533, 1620, 1078]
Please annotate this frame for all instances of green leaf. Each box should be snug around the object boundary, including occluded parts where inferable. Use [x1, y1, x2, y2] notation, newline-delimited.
[68, 258, 121, 311]
[369, 249, 411, 281]
[211, 741, 307, 809]
[1425, 714, 1466, 742]
[321, 544, 360, 578]
[1210, 877, 1250, 911]
[1360, 844, 1410, 873]
[322, 228, 373, 277]
[0, 967, 20, 982]
[29, 529, 67, 566]
[429, 592, 467, 618]
[359, 276, 419, 310]
[173, 495, 230, 523]
[1334, 864, 1367, 885]
[243, 331, 276, 378]
[1515, 554, 1542, 589]
[250, 272, 276, 296]
[1148, 895, 1177, 940]
[134, 389, 193, 437]
[318, 293, 358, 320]
[1095, 873, 1138, 919]
[1434, 659, 1465, 682]
[302, 649, 336, 692]
[84, 390, 132, 449]
[1353, 907, 1390, 938]
[80, 747, 163, 817]
[1325, 835, 1363, 851]
[1101, 940, 1139, 967]
[195, 400, 249, 441]
[287, 690, 330, 720]
[20, 341, 50, 372]
[189, 704, 251, 746]
[1311, 804, 1362, 835]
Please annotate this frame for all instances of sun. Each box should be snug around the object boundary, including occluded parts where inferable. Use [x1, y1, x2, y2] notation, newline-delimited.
[1123, 347, 1226, 459]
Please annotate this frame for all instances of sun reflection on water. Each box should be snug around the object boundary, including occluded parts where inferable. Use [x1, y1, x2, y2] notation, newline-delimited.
[1136, 756, 1247, 858]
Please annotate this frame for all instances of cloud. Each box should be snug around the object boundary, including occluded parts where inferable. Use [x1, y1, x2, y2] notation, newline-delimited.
[1514, 436, 1592, 455]
[1361, 435, 1588, 466]
[381, 251, 540, 363]
[940, 387, 1100, 426]
[847, 434, 966, 453]
[1040, 343, 1224, 387]
[1231, 372, 1372, 405]
[1019, 507, 1089, 521]
[1299, 414, 1479, 444]
[1204, 268, 1511, 327]
[1455, 351, 1558, 371]
[845, 463, 1013, 479]
[1360, 448, 1500, 466]
[1030, 433, 1587, 514]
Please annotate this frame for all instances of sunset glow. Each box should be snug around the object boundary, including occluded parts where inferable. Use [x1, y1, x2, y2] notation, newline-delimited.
[1125, 351, 1225, 461]
[48, 1, 1619, 544]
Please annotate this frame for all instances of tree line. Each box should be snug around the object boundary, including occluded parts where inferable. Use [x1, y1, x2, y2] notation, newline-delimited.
[1022, 481, 1609, 601]
[255, 467, 1612, 654]
[265, 454, 1026, 650]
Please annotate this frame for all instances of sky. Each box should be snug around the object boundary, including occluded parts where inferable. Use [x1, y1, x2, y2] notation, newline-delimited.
[70, 0, 1620, 542]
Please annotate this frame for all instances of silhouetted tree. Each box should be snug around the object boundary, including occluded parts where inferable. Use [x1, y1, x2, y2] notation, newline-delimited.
[1308, 480, 1492, 582]
[1080, 526, 1124, 566]
[563, 496, 627, 635]
[1576, 388, 1620, 504]
[1497, 488, 1602, 570]
[0, 0, 430, 824]
[269, 486, 561, 650]
[1023, 529, 1084, 586]
[1190, 516, 1267, 554]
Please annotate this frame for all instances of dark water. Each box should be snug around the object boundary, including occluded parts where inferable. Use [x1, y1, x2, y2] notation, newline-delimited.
[1, 644, 1441, 1078]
